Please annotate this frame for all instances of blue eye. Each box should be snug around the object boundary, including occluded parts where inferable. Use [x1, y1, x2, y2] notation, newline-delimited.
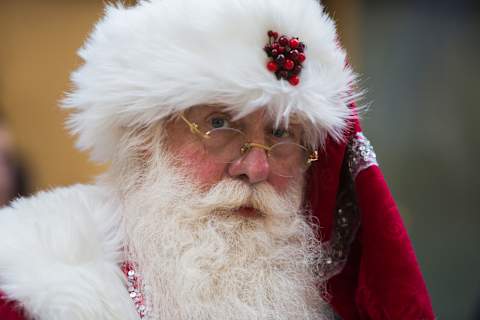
[272, 128, 290, 138]
[211, 117, 228, 129]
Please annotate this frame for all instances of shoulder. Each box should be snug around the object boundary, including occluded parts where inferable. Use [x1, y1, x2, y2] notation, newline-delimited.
[0, 184, 117, 258]
[0, 184, 137, 320]
[0, 183, 120, 272]
[3, 183, 109, 218]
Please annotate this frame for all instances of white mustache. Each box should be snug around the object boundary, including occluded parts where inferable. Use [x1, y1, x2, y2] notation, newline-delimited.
[188, 178, 302, 221]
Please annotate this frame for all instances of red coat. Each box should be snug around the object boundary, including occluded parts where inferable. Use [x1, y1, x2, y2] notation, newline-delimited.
[0, 292, 24, 320]
[306, 119, 435, 319]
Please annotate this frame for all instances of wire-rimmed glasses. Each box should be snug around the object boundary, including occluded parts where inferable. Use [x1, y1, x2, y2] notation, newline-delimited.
[180, 113, 318, 178]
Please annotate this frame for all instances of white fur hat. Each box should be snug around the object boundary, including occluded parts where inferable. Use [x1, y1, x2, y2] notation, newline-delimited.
[62, 0, 358, 162]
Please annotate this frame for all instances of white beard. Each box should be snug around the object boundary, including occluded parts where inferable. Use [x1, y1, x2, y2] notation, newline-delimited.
[118, 142, 331, 320]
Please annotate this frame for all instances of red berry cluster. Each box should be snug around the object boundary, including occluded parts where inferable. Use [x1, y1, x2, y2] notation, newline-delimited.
[264, 30, 306, 86]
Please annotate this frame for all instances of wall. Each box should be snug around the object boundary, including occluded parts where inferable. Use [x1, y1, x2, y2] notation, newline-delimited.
[0, 0, 106, 191]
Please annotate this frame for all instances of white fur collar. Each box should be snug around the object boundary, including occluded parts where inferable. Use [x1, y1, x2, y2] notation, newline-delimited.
[0, 184, 139, 320]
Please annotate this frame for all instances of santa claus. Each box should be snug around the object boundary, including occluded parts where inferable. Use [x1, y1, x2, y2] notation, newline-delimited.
[0, 0, 434, 319]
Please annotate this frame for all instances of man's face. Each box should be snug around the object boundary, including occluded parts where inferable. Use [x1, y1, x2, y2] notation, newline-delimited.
[120, 105, 327, 319]
[165, 105, 307, 215]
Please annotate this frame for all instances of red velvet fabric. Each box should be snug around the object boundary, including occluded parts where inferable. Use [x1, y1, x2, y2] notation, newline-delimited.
[307, 119, 435, 319]
[0, 292, 25, 320]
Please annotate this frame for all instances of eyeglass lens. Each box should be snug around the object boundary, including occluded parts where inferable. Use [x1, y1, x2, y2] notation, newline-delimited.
[203, 128, 308, 177]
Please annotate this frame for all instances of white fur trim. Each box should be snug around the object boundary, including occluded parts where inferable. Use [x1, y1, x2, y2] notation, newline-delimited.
[0, 185, 139, 320]
[62, 0, 358, 162]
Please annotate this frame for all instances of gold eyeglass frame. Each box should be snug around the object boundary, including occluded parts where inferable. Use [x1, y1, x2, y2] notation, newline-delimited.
[179, 113, 318, 168]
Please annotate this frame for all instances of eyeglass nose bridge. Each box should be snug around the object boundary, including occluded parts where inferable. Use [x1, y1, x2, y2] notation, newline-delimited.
[240, 142, 272, 157]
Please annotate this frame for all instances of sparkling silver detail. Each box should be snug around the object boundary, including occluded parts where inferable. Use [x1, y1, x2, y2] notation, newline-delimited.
[123, 262, 149, 319]
[317, 141, 363, 280]
[347, 132, 378, 179]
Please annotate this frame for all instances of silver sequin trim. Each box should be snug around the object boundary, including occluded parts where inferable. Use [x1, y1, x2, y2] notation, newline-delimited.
[347, 132, 378, 179]
[317, 190, 361, 280]
[124, 262, 149, 319]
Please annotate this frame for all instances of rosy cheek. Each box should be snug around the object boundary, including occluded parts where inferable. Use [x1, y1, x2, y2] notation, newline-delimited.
[268, 175, 293, 194]
[176, 147, 226, 188]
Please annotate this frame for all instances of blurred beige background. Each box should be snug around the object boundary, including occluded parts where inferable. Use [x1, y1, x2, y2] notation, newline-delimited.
[0, 0, 107, 191]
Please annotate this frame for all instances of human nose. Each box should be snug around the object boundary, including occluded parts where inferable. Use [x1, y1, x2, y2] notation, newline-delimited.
[227, 145, 270, 184]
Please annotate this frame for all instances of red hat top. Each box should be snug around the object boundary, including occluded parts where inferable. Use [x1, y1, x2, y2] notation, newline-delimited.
[307, 112, 435, 319]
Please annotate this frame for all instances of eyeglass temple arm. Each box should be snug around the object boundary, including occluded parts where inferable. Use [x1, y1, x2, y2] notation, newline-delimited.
[307, 150, 319, 164]
[179, 114, 210, 139]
